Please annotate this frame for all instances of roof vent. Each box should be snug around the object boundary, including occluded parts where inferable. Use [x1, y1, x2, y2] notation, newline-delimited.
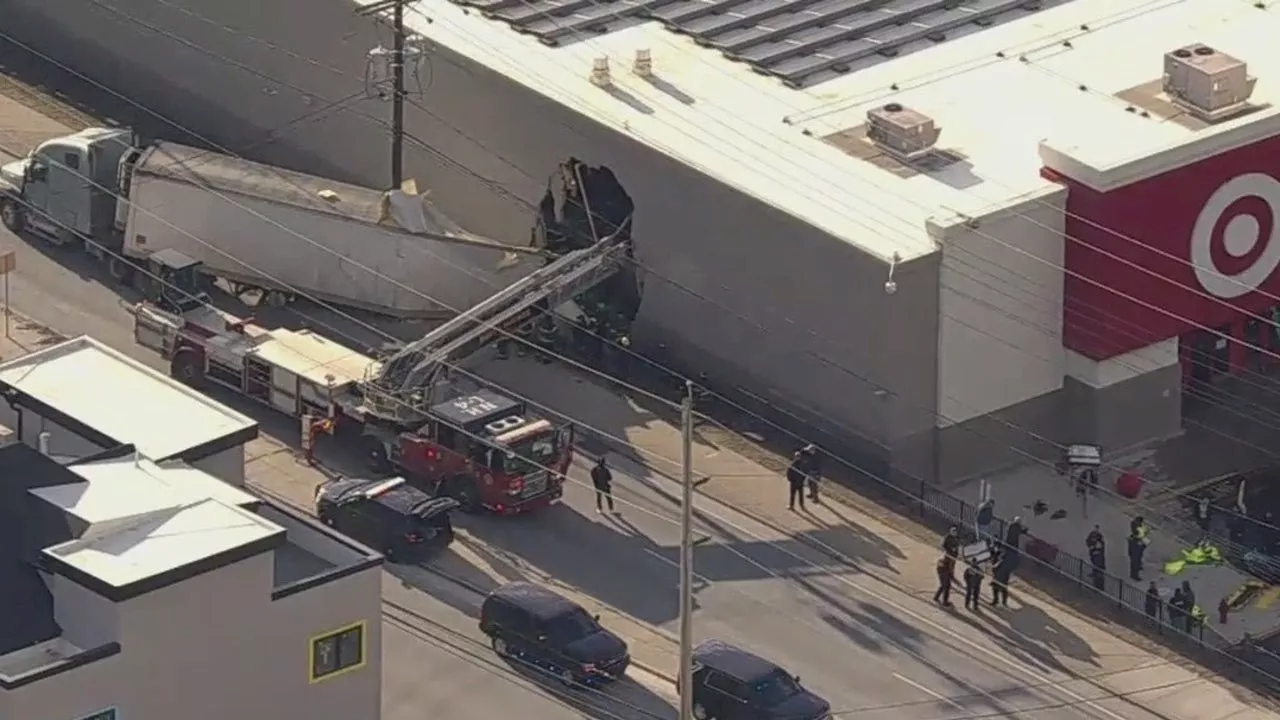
[1162, 43, 1256, 121]
[866, 103, 941, 161]
[634, 49, 653, 78]
[590, 57, 612, 87]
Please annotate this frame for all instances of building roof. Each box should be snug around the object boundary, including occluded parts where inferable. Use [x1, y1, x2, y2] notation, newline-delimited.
[31, 454, 259, 527]
[393, 0, 1280, 260]
[43, 498, 283, 598]
[0, 335, 257, 462]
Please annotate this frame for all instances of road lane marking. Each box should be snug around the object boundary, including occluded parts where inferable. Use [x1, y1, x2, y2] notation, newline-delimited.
[894, 673, 964, 712]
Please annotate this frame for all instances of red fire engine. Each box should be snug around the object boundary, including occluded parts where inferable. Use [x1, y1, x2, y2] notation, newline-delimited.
[131, 202, 630, 515]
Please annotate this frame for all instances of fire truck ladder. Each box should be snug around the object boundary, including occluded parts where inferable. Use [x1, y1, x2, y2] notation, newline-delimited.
[359, 219, 633, 425]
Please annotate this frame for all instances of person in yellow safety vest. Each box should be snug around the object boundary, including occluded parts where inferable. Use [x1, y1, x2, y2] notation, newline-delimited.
[1189, 604, 1207, 635]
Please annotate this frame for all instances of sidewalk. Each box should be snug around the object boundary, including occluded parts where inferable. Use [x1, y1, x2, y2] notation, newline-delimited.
[955, 462, 1280, 644]
[475, 354, 1280, 720]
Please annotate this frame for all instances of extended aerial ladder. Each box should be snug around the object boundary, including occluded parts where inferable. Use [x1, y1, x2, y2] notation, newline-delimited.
[356, 217, 634, 426]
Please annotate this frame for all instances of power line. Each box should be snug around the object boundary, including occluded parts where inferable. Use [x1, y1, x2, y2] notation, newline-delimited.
[2, 20, 1280, 691]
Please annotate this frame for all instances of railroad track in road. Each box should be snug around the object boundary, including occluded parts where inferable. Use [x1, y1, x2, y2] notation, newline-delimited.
[0, 69, 97, 132]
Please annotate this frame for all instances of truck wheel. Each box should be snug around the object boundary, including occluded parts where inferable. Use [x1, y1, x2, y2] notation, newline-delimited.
[363, 436, 392, 474]
[445, 476, 481, 513]
[0, 199, 23, 232]
[108, 257, 136, 285]
[265, 290, 291, 307]
[171, 349, 205, 387]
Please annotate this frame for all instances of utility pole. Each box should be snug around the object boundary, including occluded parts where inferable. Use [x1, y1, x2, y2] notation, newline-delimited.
[357, 0, 412, 188]
[678, 380, 696, 720]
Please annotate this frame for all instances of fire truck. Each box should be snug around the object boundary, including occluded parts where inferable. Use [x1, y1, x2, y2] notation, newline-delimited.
[130, 162, 635, 515]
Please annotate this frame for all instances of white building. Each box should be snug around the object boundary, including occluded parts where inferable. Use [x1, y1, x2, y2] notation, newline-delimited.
[8, 0, 1280, 480]
[0, 339, 383, 720]
[0, 336, 258, 483]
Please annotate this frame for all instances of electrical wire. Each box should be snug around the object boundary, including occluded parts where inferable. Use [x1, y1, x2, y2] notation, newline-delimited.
[5, 7, 1274, 594]
[0, 133, 1239, 715]
[5, 19, 1274, 691]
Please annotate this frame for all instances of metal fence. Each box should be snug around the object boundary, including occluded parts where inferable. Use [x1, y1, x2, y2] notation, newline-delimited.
[905, 475, 1280, 695]
[577, 343, 1280, 696]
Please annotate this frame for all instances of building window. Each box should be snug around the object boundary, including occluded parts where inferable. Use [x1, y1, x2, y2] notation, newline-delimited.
[74, 710, 117, 720]
[310, 621, 366, 683]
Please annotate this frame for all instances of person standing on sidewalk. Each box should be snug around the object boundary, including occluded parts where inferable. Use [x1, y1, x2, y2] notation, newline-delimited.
[963, 559, 984, 611]
[942, 526, 961, 559]
[591, 456, 616, 514]
[934, 555, 956, 607]
[786, 449, 807, 511]
[1145, 581, 1162, 624]
[1086, 525, 1106, 591]
[991, 549, 1013, 607]
[801, 444, 823, 503]
[1127, 528, 1147, 581]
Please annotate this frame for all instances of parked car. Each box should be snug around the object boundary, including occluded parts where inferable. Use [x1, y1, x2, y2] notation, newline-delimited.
[314, 476, 459, 560]
[682, 640, 831, 720]
[479, 581, 630, 687]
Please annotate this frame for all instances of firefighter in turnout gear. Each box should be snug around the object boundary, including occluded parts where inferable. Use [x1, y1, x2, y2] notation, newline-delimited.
[535, 313, 558, 364]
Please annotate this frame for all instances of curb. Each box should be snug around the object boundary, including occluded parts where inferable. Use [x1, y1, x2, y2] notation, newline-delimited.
[419, 560, 679, 685]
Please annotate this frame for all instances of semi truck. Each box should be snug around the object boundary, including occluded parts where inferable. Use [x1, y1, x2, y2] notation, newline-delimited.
[131, 160, 637, 516]
[0, 127, 543, 318]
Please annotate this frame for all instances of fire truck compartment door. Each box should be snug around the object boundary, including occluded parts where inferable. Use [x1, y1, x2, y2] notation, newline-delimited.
[270, 365, 300, 415]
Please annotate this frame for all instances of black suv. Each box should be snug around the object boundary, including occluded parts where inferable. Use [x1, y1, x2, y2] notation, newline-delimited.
[479, 582, 630, 687]
[685, 640, 830, 720]
[314, 476, 459, 560]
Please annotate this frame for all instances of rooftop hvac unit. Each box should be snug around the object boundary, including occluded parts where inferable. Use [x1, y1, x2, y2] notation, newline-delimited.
[1162, 44, 1256, 121]
[866, 103, 941, 161]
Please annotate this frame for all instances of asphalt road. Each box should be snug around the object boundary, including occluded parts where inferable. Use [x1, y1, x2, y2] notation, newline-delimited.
[380, 566, 676, 720]
[0, 81, 1176, 720]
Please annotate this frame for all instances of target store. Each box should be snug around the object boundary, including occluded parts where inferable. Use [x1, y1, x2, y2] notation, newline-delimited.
[1042, 98, 1280, 452]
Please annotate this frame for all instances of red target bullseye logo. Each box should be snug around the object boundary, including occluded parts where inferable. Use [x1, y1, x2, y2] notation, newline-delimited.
[1191, 173, 1280, 299]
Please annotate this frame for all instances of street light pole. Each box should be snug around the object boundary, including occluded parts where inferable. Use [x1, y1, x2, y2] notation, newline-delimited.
[678, 380, 696, 720]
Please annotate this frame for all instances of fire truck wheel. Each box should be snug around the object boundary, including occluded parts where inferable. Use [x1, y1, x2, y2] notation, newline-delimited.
[363, 436, 392, 474]
[171, 350, 204, 387]
[108, 257, 135, 284]
[445, 475, 481, 513]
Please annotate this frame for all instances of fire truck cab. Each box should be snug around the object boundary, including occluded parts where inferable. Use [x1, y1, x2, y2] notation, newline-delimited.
[377, 389, 573, 515]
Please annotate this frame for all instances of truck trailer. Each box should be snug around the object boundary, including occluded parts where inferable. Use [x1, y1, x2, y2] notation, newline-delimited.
[0, 127, 542, 318]
[132, 206, 633, 514]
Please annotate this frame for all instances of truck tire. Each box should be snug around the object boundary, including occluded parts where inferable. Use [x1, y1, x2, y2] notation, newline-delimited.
[363, 436, 393, 474]
[444, 475, 481, 514]
[171, 349, 205, 387]
[265, 290, 292, 307]
[0, 199, 24, 233]
[108, 256, 136, 285]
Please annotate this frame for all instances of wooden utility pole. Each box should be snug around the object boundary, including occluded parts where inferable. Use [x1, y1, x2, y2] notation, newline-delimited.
[358, 0, 411, 188]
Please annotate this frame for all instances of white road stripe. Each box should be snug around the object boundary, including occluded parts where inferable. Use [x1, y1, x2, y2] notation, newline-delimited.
[894, 673, 965, 712]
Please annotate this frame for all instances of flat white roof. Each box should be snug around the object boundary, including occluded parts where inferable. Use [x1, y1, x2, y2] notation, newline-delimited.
[44, 498, 281, 589]
[389, 0, 1280, 260]
[0, 335, 256, 460]
[31, 455, 258, 527]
